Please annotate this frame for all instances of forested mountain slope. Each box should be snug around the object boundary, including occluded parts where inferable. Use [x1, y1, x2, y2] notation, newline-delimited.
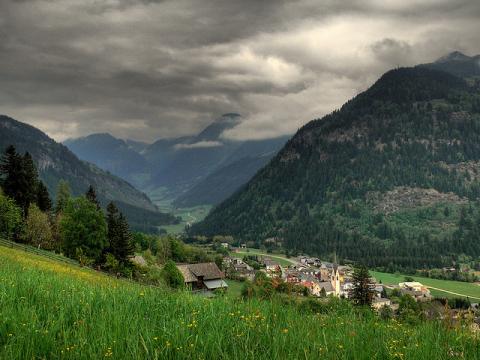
[0, 116, 178, 231]
[191, 61, 480, 270]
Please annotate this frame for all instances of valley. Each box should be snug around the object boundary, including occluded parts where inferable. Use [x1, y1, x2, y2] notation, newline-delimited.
[65, 114, 290, 216]
[3, 1, 480, 358]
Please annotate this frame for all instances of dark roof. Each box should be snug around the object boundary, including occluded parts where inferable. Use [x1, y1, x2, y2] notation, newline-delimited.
[318, 281, 334, 292]
[188, 262, 224, 280]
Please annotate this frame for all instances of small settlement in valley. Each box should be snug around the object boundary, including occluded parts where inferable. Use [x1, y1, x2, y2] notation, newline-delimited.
[222, 249, 433, 309]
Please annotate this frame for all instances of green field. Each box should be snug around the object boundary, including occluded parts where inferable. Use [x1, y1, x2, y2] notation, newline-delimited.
[1, 245, 479, 359]
[371, 271, 480, 300]
[230, 248, 295, 267]
[145, 187, 212, 234]
[225, 279, 244, 298]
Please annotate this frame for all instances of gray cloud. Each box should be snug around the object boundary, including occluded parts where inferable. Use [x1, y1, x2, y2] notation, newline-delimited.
[0, 0, 479, 142]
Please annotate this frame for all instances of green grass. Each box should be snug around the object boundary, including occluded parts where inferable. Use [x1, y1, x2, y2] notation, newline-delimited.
[371, 271, 480, 300]
[230, 248, 295, 267]
[148, 190, 212, 234]
[1, 246, 479, 359]
[159, 205, 212, 234]
[225, 280, 244, 298]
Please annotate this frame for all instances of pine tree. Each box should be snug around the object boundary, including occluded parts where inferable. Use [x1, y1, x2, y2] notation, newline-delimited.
[106, 202, 134, 265]
[20, 152, 39, 214]
[36, 181, 52, 212]
[349, 264, 375, 306]
[116, 213, 134, 263]
[55, 180, 71, 214]
[0, 147, 39, 215]
[85, 185, 100, 210]
[106, 202, 120, 251]
[0, 145, 21, 200]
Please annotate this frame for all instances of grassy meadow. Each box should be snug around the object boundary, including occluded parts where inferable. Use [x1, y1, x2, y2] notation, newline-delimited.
[1, 245, 479, 359]
[230, 248, 295, 267]
[371, 271, 480, 300]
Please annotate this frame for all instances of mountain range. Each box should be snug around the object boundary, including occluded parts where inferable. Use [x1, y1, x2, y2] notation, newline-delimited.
[0, 116, 178, 232]
[190, 52, 480, 270]
[65, 113, 290, 208]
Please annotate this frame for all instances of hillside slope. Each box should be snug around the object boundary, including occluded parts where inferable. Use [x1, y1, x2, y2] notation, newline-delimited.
[0, 115, 178, 231]
[1, 244, 478, 359]
[191, 63, 480, 268]
[64, 133, 148, 185]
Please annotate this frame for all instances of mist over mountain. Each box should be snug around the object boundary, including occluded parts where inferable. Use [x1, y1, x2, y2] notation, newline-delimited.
[191, 53, 480, 269]
[66, 113, 290, 207]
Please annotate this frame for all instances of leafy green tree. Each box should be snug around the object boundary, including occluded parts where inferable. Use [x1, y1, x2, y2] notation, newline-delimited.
[162, 260, 184, 289]
[36, 181, 52, 212]
[0, 190, 22, 240]
[60, 197, 107, 262]
[55, 180, 71, 214]
[23, 204, 53, 249]
[349, 265, 375, 306]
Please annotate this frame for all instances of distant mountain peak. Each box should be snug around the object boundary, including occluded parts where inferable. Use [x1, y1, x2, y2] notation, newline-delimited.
[221, 113, 241, 118]
[435, 51, 472, 63]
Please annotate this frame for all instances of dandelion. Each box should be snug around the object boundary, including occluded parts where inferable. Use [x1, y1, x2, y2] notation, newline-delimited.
[282, 328, 288, 334]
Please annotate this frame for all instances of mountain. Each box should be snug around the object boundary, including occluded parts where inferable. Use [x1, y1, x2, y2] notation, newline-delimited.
[66, 113, 289, 207]
[173, 136, 289, 207]
[421, 51, 480, 80]
[191, 60, 480, 270]
[147, 113, 243, 198]
[64, 133, 148, 186]
[0, 116, 178, 232]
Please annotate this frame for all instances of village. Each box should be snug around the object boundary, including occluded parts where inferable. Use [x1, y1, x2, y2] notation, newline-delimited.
[172, 244, 437, 312]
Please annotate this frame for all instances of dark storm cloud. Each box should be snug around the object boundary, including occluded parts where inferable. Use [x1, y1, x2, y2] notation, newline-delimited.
[0, 0, 479, 141]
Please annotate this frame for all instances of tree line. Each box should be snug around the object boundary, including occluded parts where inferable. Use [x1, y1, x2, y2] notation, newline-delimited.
[0, 145, 134, 275]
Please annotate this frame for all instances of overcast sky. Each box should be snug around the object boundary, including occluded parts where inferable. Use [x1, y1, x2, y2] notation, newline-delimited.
[1, 0, 479, 142]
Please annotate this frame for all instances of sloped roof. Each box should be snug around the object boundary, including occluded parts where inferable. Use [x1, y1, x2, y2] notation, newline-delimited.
[204, 279, 228, 290]
[318, 281, 334, 292]
[176, 264, 197, 283]
[177, 262, 225, 283]
[188, 262, 224, 280]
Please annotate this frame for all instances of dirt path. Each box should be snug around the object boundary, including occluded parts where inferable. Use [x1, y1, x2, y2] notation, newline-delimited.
[426, 286, 480, 301]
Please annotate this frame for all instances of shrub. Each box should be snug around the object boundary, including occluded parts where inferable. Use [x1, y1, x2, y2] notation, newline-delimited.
[162, 260, 184, 289]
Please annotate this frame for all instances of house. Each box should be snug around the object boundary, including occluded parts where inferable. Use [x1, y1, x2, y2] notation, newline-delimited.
[398, 282, 432, 302]
[319, 263, 330, 281]
[372, 297, 392, 310]
[263, 258, 280, 271]
[318, 281, 335, 296]
[176, 262, 228, 292]
[300, 281, 322, 296]
[221, 242, 229, 249]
